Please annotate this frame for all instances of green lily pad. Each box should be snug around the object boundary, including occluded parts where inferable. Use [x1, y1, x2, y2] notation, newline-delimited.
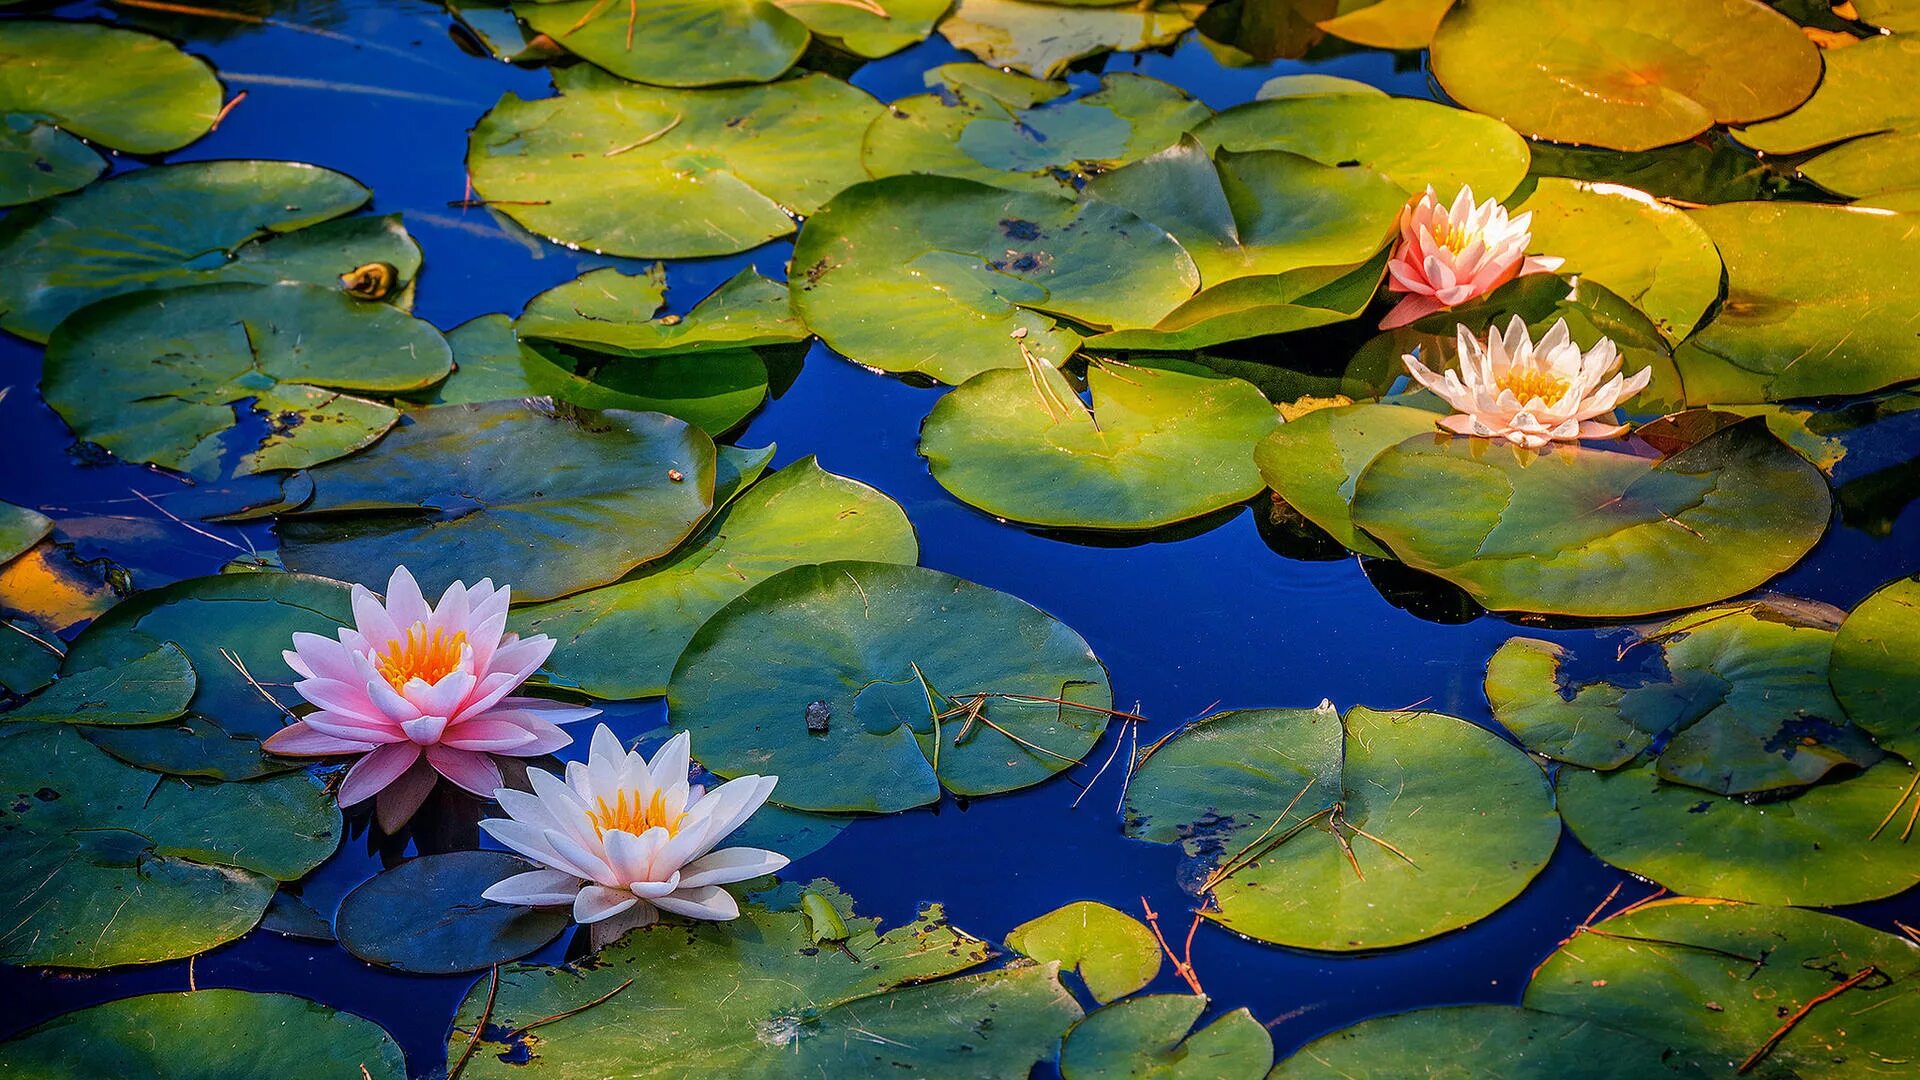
[1123, 704, 1558, 951]
[514, 457, 917, 699]
[1557, 755, 1920, 906]
[939, 0, 1206, 80]
[791, 175, 1198, 384]
[1856, 0, 1920, 30]
[0, 160, 421, 343]
[447, 0, 559, 62]
[1431, 0, 1821, 151]
[0, 723, 339, 967]
[1737, 35, 1920, 198]
[1086, 254, 1388, 352]
[518, 0, 810, 87]
[1525, 135, 1794, 205]
[1004, 900, 1162, 1004]
[669, 561, 1113, 812]
[786, 0, 948, 56]
[5, 642, 195, 727]
[1675, 202, 1920, 402]
[0, 618, 62, 697]
[279, 400, 717, 603]
[0, 990, 405, 1079]
[0, 21, 221, 206]
[335, 851, 573, 974]
[1061, 996, 1271, 1080]
[0, 500, 50, 565]
[1269, 1005, 1707, 1079]
[1526, 900, 1920, 1078]
[1313, 0, 1453, 49]
[44, 282, 453, 479]
[468, 67, 881, 259]
[517, 266, 805, 358]
[1512, 178, 1721, 343]
[1349, 417, 1831, 617]
[1255, 402, 1440, 558]
[1193, 94, 1530, 201]
[1831, 575, 1920, 758]
[920, 360, 1278, 530]
[1487, 601, 1880, 795]
[863, 64, 1210, 195]
[445, 881, 1082, 1078]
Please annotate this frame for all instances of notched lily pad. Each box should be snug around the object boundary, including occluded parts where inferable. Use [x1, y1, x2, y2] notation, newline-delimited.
[517, 265, 806, 358]
[335, 851, 572, 974]
[1061, 995, 1271, 1080]
[1004, 900, 1162, 1004]
[5, 642, 195, 727]
[1737, 35, 1920, 198]
[1255, 402, 1441, 558]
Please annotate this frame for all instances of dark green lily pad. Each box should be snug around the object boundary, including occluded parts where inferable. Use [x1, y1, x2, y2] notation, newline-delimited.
[335, 851, 572, 974]
[939, 0, 1204, 79]
[1255, 402, 1440, 558]
[1123, 704, 1558, 951]
[1269, 1005, 1707, 1079]
[279, 400, 717, 603]
[518, 0, 810, 87]
[445, 881, 1082, 1078]
[514, 457, 918, 700]
[0, 500, 50, 565]
[920, 360, 1278, 530]
[0, 21, 221, 206]
[669, 561, 1112, 812]
[1061, 996, 1271, 1080]
[44, 282, 452, 479]
[517, 266, 805, 358]
[1526, 900, 1920, 1079]
[468, 67, 882, 259]
[791, 175, 1198, 384]
[1193, 94, 1530, 200]
[1525, 134, 1794, 205]
[0, 160, 421, 343]
[1431, 0, 1821, 151]
[0, 990, 405, 1079]
[0, 723, 339, 967]
[1487, 601, 1881, 795]
[1737, 35, 1920, 198]
[863, 64, 1210, 195]
[5, 642, 194, 727]
[0, 618, 62, 697]
[1831, 575, 1920, 758]
[1674, 203, 1920, 402]
[722, 801, 851, 862]
[1349, 418, 1831, 617]
[1004, 900, 1161, 1004]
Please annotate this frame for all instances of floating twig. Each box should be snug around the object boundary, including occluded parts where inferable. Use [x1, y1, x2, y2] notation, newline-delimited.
[605, 115, 682, 157]
[504, 977, 635, 1040]
[448, 966, 501, 1080]
[1869, 769, 1920, 841]
[220, 648, 299, 721]
[1738, 966, 1879, 1074]
[210, 90, 248, 131]
[1141, 897, 1205, 996]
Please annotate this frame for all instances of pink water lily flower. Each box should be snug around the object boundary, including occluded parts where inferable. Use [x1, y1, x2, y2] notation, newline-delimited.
[262, 566, 597, 831]
[1381, 185, 1564, 329]
[1403, 316, 1653, 449]
[481, 725, 786, 949]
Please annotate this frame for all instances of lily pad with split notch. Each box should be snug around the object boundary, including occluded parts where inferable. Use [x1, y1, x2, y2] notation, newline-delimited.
[1004, 900, 1162, 1004]
[1254, 402, 1441, 558]
[335, 851, 572, 974]
[1736, 35, 1920, 198]
[1061, 995, 1271, 1080]
[516, 265, 806, 359]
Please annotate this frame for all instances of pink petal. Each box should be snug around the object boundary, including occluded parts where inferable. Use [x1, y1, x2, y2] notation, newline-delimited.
[375, 759, 439, 832]
[425, 744, 504, 797]
[439, 718, 543, 753]
[350, 583, 400, 647]
[1379, 293, 1443, 330]
[338, 742, 422, 807]
[383, 565, 431, 630]
[261, 720, 376, 757]
[401, 715, 448, 744]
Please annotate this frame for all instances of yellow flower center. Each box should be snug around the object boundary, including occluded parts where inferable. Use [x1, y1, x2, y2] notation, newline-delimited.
[1496, 368, 1568, 404]
[586, 788, 685, 839]
[1431, 219, 1480, 254]
[373, 623, 467, 691]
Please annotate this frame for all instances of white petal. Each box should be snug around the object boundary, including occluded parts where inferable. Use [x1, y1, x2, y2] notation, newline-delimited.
[482, 869, 584, 908]
[678, 848, 789, 889]
[573, 884, 638, 924]
[653, 885, 740, 922]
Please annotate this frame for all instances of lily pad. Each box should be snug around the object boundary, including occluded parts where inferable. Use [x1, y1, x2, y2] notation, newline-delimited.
[0, 160, 421, 343]
[0, 723, 339, 967]
[335, 851, 573, 974]
[468, 67, 882, 259]
[920, 360, 1278, 530]
[791, 175, 1198, 384]
[0, 990, 405, 1079]
[1349, 418, 1832, 617]
[1061, 996, 1271, 1080]
[1123, 704, 1558, 951]
[1004, 900, 1162, 1004]
[279, 400, 717, 603]
[1487, 601, 1880, 795]
[44, 282, 453, 478]
[1830, 575, 1920, 758]
[1737, 35, 1920, 198]
[0, 21, 221, 206]
[0, 500, 50, 565]
[1192, 94, 1530, 201]
[516, 266, 806, 358]
[0, 618, 62, 697]
[786, 0, 948, 56]
[517, 0, 810, 87]
[514, 457, 917, 699]
[1086, 255, 1388, 352]
[1431, 0, 1821, 151]
[1269, 1005, 1707, 1079]
[940, 0, 1206, 80]
[5, 642, 195, 727]
[1674, 203, 1920, 402]
[1255, 402, 1440, 557]
[1525, 134, 1794, 205]
[445, 881, 1082, 1078]
[669, 561, 1113, 812]
[1526, 900, 1920, 1078]
[1314, 0, 1453, 49]
[862, 65, 1211, 195]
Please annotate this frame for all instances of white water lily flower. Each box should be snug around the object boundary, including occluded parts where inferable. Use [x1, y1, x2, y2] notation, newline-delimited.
[1403, 316, 1652, 449]
[480, 725, 786, 940]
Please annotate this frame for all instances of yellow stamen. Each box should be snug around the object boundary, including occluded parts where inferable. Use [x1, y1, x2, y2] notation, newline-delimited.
[586, 788, 685, 839]
[1431, 219, 1479, 254]
[1496, 368, 1568, 404]
[373, 623, 467, 691]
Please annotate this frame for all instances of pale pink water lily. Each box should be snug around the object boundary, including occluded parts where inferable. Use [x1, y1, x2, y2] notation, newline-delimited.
[480, 725, 786, 947]
[1381, 185, 1564, 330]
[1403, 316, 1652, 449]
[262, 566, 597, 831]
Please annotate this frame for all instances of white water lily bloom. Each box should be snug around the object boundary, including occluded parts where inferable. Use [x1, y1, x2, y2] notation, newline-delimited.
[1403, 316, 1652, 449]
[480, 725, 787, 937]
[1381, 185, 1564, 329]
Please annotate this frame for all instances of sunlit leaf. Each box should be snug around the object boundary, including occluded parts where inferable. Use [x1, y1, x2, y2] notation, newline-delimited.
[939, 0, 1206, 79]
[1255, 402, 1441, 557]
[1004, 900, 1162, 1004]
[1737, 35, 1920, 197]
[1829, 574, 1920, 758]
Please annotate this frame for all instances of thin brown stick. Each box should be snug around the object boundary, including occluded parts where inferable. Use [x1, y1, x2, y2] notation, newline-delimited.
[1737, 967, 1878, 1074]
[220, 648, 300, 721]
[1141, 898, 1204, 996]
[1869, 770, 1920, 840]
[1114, 713, 1139, 815]
[564, 0, 616, 35]
[1072, 716, 1133, 810]
[504, 977, 634, 1040]
[1580, 929, 1765, 966]
[112, 0, 262, 23]
[447, 198, 550, 208]
[132, 488, 245, 552]
[965, 693, 1150, 724]
[210, 90, 248, 131]
[1, 619, 64, 661]
[1200, 778, 1318, 893]
[1346, 822, 1417, 867]
[448, 965, 500, 1080]
[604, 116, 681, 157]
